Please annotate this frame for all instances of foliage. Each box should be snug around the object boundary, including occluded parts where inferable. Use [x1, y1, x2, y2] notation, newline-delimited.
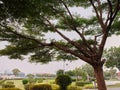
[22, 79, 29, 85]
[67, 85, 82, 90]
[76, 81, 91, 86]
[37, 79, 43, 83]
[12, 68, 20, 76]
[2, 82, 15, 88]
[104, 47, 120, 70]
[73, 67, 87, 81]
[30, 84, 52, 90]
[56, 69, 64, 76]
[2, 81, 15, 88]
[104, 68, 117, 80]
[83, 84, 94, 89]
[55, 75, 72, 90]
[65, 70, 75, 76]
[82, 64, 95, 81]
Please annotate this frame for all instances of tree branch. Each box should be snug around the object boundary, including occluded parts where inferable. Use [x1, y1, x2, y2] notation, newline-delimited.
[53, 42, 91, 63]
[89, 0, 106, 31]
[43, 17, 92, 57]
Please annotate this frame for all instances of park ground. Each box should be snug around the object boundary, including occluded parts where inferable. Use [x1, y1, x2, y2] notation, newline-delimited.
[0, 79, 120, 90]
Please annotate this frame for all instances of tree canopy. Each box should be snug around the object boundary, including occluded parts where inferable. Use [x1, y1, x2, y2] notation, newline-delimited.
[0, 0, 120, 64]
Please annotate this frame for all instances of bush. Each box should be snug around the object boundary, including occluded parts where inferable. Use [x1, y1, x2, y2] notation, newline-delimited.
[30, 84, 52, 90]
[71, 78, 76, 82]
[2, 81, 15, 88]
[6, 81, 14, 85]
[76, 81, 91, 86]
[83, 84, 95, 89]
[55, 75, 72, 90]
[37, 79, 43, 83]
[22, 79, 29, 85]
[68, 86, 82, 90]
[2, 84, 15, 88]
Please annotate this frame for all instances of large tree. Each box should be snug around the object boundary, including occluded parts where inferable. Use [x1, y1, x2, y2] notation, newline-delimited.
[0, 0, 120, 90]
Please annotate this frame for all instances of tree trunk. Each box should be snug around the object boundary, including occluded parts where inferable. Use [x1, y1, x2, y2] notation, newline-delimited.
[93, 66, 107, 90]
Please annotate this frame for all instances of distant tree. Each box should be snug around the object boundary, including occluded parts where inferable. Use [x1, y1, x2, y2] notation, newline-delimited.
[26, 74, 34, 78]
[26, 74, 36, 84]
[65, 70, 75, 76]
[104, 68, 117, 80]
[82, 64, 95, 81]
[109, 68, 117, 79]
[104, 70, 111, 80]
[12, 68, 20, 76]
[73, 67, 87, 81]
[0, 1, 120, 90]
[104, 47, 120, 70]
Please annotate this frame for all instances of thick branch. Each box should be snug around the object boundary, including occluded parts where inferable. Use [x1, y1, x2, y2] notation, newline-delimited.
[52, 42, 91, 63]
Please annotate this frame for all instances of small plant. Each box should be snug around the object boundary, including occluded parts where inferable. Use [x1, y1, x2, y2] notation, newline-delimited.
[55, 75, 72, 90]
[30, 84, 52, 90]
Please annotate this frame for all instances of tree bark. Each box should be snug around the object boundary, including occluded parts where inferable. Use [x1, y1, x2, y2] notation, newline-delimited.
[93, 65, 107, 90]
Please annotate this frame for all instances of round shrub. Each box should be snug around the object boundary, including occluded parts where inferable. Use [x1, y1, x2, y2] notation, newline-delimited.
[55, 75, 72, 90]
[22, 79, 29, 85]
[30, 84, 52, 90]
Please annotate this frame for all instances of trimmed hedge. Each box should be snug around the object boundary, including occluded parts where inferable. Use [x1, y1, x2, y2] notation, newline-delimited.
[2, 81, 15, 88]
[30, 84, 52, 90]
[2, 84, 15, 88]
[76, 81, 91, 86]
